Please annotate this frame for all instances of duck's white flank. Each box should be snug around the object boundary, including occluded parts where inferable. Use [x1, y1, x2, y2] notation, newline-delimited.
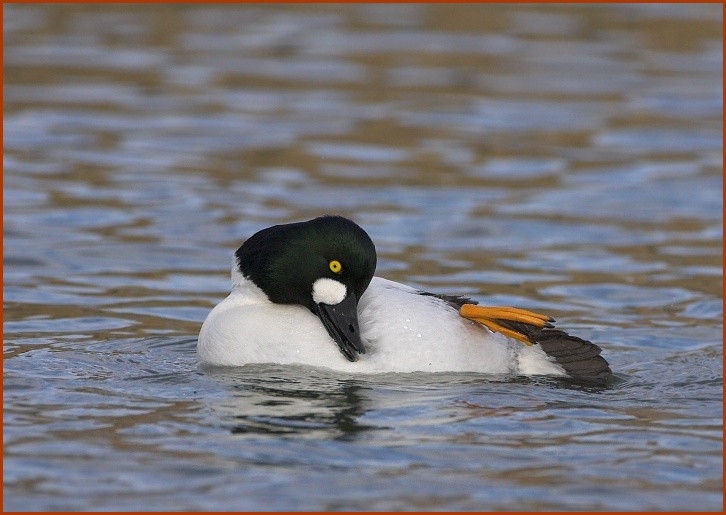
[198, 274, 567, 377]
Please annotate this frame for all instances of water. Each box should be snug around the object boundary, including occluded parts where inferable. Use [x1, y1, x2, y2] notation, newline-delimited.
[3, 3, 722, 511]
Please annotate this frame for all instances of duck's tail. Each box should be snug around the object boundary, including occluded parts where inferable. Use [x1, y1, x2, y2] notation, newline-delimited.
[488, 318, 611, 385]
[458, 303, 611, 385]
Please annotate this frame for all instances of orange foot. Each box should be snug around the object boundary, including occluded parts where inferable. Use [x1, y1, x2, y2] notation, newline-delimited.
[459, 305, 554, 346]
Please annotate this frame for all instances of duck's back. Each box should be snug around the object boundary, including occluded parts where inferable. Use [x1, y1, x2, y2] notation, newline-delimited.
[356, 277, 567, 376]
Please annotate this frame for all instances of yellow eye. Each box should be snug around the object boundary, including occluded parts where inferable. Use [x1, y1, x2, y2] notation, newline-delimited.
[329, 260, 342, 274]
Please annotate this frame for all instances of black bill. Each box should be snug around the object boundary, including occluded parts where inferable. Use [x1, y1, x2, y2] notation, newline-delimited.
[314, 293, 366, 362]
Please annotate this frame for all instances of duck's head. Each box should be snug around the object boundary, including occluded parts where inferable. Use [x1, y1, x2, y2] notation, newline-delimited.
[235, 215, 377, 362]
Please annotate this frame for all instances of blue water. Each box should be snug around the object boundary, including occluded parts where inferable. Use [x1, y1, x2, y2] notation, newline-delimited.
[3, 3, 722, 511]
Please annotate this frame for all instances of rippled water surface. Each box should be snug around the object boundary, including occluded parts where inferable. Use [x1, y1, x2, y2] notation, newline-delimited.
[4, 3, 723, 511]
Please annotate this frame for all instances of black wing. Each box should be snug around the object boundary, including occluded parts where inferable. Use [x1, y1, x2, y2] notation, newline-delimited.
[495, 319, 611, 385]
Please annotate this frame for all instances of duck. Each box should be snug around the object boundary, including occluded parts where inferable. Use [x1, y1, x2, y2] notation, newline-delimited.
[198, 215, 611, 384]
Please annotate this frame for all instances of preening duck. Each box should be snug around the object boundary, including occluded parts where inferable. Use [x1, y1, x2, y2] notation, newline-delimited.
[198, 215, 611, 384]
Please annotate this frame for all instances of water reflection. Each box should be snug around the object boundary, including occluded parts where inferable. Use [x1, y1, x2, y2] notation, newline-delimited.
[206, 365, 618, 445]
[206, 366, 374, 440]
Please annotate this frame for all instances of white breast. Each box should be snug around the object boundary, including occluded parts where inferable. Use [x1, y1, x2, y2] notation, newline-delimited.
[197, 286, 350, 368]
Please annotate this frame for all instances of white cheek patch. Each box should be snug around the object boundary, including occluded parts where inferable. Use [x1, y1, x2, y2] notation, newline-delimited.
[312, 278, 347, 305]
